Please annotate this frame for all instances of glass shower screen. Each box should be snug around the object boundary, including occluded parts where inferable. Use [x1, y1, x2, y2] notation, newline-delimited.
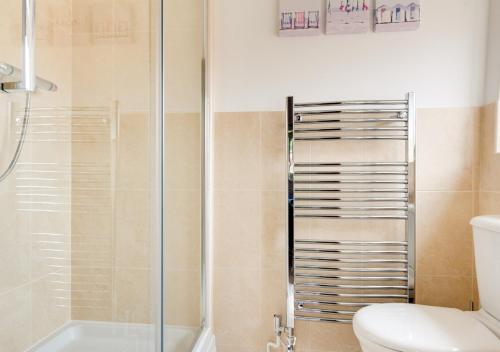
[0, 0, 205, 351]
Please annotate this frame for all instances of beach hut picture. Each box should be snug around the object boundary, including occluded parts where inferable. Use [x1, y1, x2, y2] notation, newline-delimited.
[279, 0, 322, 36]
[308, 11, 320, 28]
[326, 0, 370, 35]
[281, 12, 293, 30]
[374, 0, 420, 32]
[406, 2, 420, 21]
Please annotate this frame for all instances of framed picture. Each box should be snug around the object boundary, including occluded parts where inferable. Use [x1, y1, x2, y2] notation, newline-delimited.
[326, 0, 370, 35]
[279, 0, 322, 37]
[374, 0, 421, 32]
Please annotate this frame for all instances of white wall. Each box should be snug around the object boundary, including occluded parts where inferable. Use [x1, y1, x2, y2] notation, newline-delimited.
[485, 0, 500, 104]
[213, 0, 490, 111]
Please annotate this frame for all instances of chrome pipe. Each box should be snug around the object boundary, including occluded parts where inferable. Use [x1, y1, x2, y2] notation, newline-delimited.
[295, 205, 408, 211]
[407, 92, 417, 303]
[295, 265, 408, 273]
[295, 316, 352, 324]
[294, 100, 407, 107]
[295, 240, 408, 245]
[294, 171, 408, 176]
[295, 197, 408, 202]
[296, 308, 356, 315]
[294, 162, 408, 167]
[295, 300, 370, 307]
[294, 257, 408, 263]
[295, 136, 408, 141]
[286, 96, 296, 330]
[295, 214, 408, 220]
[294, 180, 408, 184]
[295, 274, 409, 281]
[23, 0, 36, 92]
[296, 283, 409, 290]
[294, 188, 409, 193]
[295, 117, 408, 123]
[294, 127, 408, 133]
[295, 249, 408, 255]
[21, 107, 108, 111]
[295, 291, 409, 298]
[295, 109, 406, 115]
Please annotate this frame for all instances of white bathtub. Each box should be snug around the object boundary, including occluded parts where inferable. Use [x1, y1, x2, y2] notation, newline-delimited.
[27, 321, 216, 352]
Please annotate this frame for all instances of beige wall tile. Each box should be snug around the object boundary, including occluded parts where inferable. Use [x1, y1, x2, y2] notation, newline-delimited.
[478, 191, 500, 214]
[472, 109, 481, 192]
[417, 108, 480, 191]
[31, 232, 71, 284]
[72, 211, 112, 238]
[165, 113, 202, 191]
[214, 269, 262, 348]
[0, 285, 31, 352]
[0, 226, 30, 295]
[115, 0, 152, 33]
[165, 269, 201, 327]
[261, 269, 286, 345]
[114, 268, 152, 324]
[112, 32, 151, 111]
[165, 26, 203, 112]
[0, 192, 16, 233]
[31, 276, 70, 344]
[472, 275, 480, 310]
[308, 322, 361, 352]
[165, 190, 201, 271]
[262, 191, 286, 270]
[261, 112, 287, 191]
[214, 112, 262, 190]
[416, 191, 474, 277]
[115, 190, 152, 269]
[214, 190, 262, 269]
[72, 0, 113, 35]
[117, 113, 152, 190]
[71, 33, 113, 107]
[71, 267, 113, 321]
[165, 0, 203, 27]
[416, 275, 472, 310]
[216, 346, 257, 352]
[309, 219, 406, 242]
[293, 320, 311, 351]
[479, 103, 500, 192]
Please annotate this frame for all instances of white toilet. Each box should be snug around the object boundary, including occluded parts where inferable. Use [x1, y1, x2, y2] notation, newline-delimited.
[353, 215, 500, 352]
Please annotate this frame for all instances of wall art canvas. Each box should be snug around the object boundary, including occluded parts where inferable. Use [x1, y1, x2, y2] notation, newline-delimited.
[279, 0, 322, 37]
[326, 0, 370, 34]
[374, 0, 421, 32]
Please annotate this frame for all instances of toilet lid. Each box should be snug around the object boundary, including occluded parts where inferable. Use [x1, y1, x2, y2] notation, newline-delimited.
[353, 304, 500, 352]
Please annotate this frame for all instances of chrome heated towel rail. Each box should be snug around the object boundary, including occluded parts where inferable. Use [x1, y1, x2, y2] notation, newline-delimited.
[285, 93, 416, 334]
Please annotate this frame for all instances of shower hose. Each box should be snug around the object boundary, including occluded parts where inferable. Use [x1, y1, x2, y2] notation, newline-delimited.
[0, 92, 31, 182]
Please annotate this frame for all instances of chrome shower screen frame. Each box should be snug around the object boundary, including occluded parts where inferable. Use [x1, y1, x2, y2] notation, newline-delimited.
[153, 0, 209, 350]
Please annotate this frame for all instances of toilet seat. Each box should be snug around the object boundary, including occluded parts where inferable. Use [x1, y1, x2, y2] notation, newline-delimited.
[353, 303, 500, 352]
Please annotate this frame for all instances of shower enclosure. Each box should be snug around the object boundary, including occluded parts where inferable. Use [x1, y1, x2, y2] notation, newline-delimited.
[0, 0, 208, 351]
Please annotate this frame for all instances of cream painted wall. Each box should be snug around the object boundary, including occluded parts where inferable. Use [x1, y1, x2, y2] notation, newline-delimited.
[485, 0, 500, 104]
[213, 0, 490, 111]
